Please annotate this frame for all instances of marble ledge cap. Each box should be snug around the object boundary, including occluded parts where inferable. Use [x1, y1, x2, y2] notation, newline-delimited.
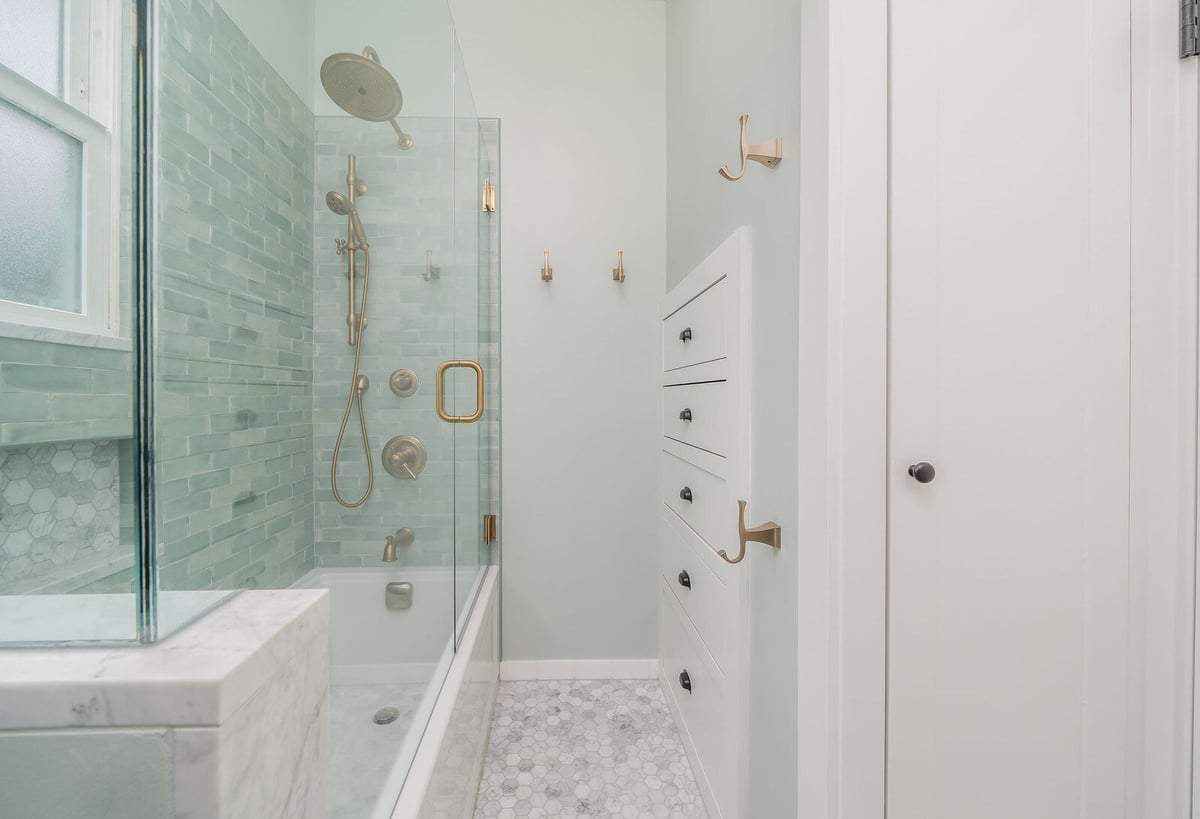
[0, 588, 329, 731]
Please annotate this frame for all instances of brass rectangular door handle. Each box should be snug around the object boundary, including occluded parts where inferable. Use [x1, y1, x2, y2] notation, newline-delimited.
[436, 360, 484, 423]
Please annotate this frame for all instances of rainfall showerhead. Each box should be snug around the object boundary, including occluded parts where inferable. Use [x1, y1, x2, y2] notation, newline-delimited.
[321, 47, 414, 149]
[326, 191, 368, 248]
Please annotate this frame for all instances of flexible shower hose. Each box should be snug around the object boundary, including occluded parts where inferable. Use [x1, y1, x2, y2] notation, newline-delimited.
[331, 246, 374, 508]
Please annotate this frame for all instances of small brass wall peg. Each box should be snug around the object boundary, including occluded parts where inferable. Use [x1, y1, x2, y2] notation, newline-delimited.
[612, 251, 625, 283]
[424, 250, 440, 281]
[482, 178, 496, 213]
[718, 114, 784, 182]
[718, 499, 782, 564]
[541, 250, 553, 282]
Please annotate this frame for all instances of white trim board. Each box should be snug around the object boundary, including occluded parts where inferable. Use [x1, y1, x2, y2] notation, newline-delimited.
[499, 659, 658, 681]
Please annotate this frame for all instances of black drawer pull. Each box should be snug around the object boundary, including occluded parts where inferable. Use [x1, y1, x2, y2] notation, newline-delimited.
[679, 669, 692, 693]
[678, 570, 691, 589]
[679, 408, 693, 422]
[679, 486, 693, 503]
[679, 327, 692, 342]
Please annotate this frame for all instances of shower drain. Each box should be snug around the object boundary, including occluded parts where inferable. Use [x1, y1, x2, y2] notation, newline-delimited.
[373, 707, 399, 725]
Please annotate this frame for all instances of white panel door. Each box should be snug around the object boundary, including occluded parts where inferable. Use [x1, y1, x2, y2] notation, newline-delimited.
[887, 0, 1132, 817]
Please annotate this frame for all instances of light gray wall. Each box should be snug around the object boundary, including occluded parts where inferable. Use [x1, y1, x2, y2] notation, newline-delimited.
[312, 0, 458, 120]
[666, 0, 806, 815]
[448, 0, 667, 661]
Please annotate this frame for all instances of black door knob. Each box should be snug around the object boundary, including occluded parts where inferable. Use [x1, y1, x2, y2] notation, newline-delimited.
[679, 669, 692, 693]
[678, 570, 691, 589]
[679, 327, 692, 342]
[679, 408, 693, 422]
[908, 462, 936, 484]
[679, 486, 693, 503]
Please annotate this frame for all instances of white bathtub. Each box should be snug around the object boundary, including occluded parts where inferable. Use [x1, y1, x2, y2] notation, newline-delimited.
[294, 565, 498, 819]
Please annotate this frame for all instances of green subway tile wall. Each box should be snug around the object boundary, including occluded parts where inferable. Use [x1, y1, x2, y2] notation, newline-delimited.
[0, 341, 132, 446]
[154, 0, 316, 590]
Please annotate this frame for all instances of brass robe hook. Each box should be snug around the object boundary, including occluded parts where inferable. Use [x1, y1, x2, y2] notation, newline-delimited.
[718, 114, 784, 182]
[718, 499, 782, 564]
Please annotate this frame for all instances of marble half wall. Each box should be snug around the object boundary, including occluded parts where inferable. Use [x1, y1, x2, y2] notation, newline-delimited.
[0, 589, 330, 818]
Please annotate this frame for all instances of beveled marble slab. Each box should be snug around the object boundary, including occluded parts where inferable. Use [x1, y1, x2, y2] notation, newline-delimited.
[0, 589, 329, 730]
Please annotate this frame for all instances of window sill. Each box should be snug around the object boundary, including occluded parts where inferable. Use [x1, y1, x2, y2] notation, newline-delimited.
[0, 320, 131, 353]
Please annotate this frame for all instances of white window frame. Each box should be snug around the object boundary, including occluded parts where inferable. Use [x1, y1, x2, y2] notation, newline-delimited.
[0, 0, 120, 340]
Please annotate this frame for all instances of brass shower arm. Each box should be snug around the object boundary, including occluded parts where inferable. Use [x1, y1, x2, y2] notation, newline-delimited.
[388, 118, 415, 149]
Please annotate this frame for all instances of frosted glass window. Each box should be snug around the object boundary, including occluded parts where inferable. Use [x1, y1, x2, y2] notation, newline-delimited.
[0, 99, 83, 314]
[0, 1, 66, 97]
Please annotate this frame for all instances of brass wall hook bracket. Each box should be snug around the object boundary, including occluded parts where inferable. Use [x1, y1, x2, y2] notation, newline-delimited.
[482, 178, 496, 213]
[613, 250, 625, 283]
[541, 250, 553, 282]
[718, 114, 784, 182]
[718, 500, 782, 564]
[424, 250, 440, 281]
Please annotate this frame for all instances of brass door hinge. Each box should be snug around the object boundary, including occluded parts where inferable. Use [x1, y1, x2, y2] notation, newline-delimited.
[482, 178, 496, 213]
[483, 514, 498, 545]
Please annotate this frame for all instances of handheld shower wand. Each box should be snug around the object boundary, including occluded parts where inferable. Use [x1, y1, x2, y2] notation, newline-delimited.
[328, 154, 375, 509]
[326, 191, 368, 250]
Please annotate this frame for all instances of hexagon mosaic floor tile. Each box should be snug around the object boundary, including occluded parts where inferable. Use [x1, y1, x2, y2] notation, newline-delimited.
[474, 680, 708, 819]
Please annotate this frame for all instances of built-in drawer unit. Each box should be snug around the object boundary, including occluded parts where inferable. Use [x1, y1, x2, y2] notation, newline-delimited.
[660, 581, 735, 819]
[661, 380, 731, 457]
[659, 228, 748, 819]
[660, 511, 736, 675]
[663, 279, 727, 372]
[662, 448, 729, 554]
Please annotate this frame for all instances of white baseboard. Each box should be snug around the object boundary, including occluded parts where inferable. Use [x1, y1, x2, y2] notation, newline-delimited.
[499, 658, 658, 681]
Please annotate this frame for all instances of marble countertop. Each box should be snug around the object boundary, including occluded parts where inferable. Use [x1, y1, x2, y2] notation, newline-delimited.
[0, 588, 328, 730]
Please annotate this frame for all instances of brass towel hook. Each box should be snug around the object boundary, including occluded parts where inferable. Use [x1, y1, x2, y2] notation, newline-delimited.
[612, 251, 625, 283]
[718, 114, 784, 182]
[719, 500, 782, 564]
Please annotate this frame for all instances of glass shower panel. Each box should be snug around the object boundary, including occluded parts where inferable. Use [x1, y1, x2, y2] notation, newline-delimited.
[0, 0, 138, 645]
[450, 39, 484, 644]
[151, 0, 318, 618]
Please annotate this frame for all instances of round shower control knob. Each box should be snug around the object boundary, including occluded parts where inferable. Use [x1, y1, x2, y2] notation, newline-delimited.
[382, 435, 427, 480]
[389, 368, 419, 397]
[907, 462, 936, 484]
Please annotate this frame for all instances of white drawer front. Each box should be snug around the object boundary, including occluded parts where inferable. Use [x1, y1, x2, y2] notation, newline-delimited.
[660, 583, 735, 819]
[662, 380, 731, 457]
[660, 511, 736, 675]
[663, 279, 727, 372]
[662, 449, 731, 555]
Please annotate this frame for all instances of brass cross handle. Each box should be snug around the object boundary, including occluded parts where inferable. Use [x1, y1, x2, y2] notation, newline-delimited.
[719, 500, 782, 564]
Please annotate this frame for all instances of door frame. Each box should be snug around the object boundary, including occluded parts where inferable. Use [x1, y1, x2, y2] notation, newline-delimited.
[819, 0, 1198, 816]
